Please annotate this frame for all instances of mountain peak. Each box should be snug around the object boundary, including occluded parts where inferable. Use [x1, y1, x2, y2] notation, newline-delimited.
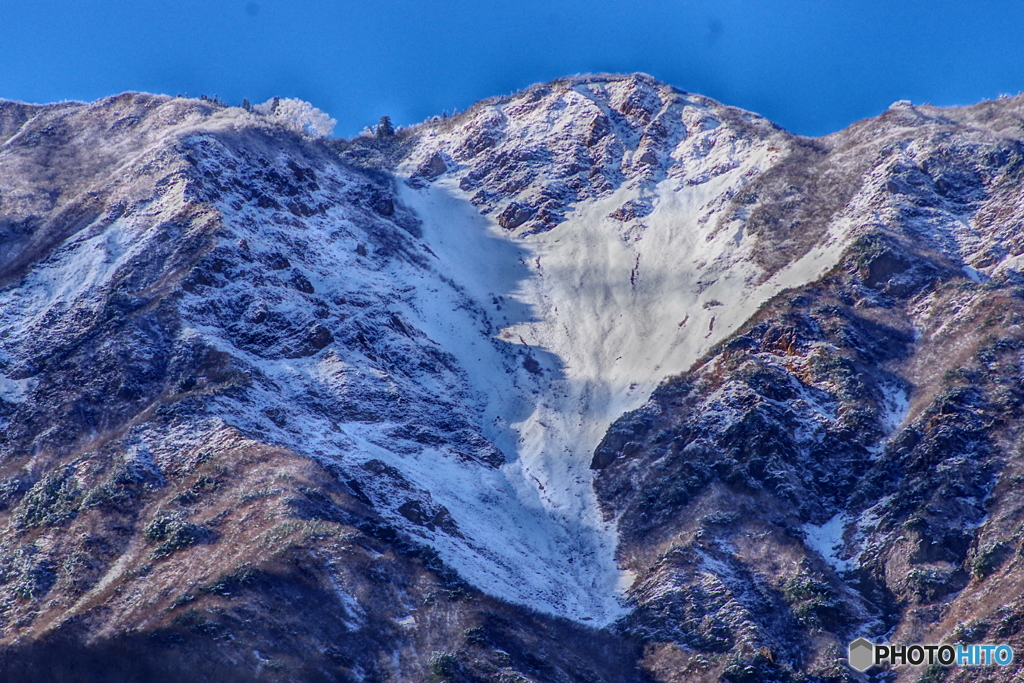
[4, 79, 1024, 681]
[400, 72, 784, 237]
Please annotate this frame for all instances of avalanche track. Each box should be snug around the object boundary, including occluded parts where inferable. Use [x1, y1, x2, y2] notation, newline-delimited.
[0, 75, 872, 624]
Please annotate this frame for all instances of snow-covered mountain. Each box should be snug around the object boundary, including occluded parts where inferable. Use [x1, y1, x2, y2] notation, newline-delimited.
[2, 76, 1024, 682]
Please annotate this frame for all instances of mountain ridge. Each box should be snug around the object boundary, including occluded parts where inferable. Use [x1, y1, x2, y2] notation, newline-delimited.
[1, 75, 1024, 681]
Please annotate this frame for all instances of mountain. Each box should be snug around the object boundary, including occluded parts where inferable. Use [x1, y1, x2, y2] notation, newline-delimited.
[1, 74, 1023, 682]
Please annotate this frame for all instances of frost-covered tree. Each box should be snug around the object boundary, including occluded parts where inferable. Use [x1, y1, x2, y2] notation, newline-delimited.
[377, 115, 395, 138]
[253, 97, 336, 138]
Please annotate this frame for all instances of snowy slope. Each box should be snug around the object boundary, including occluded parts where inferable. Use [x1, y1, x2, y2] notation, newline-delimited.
[170, 133, 632, 622]
[388, 75, 883, 617]
[0, 81, 872, 624]
[7, 80, 1020, 634]
[8, 81, 1024, 683]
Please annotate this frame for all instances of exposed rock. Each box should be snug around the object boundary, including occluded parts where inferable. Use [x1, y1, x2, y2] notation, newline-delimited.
[3, 78, 1024, 682]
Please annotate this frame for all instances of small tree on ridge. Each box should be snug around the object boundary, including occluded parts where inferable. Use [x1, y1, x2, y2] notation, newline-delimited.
[377, 115, 395, 139]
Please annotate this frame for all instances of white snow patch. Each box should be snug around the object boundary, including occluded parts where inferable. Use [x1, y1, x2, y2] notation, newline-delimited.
[879, 381, 910, 435]
[0, 376, 32, 404]
[803, 514, 855, 574]
[616, 569, 638, 594]
[0, 104, 869, 625]
[962, 265, 986, 283]
[389, 168, 857, 622]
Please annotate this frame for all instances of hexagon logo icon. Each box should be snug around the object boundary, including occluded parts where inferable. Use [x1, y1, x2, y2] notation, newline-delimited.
[848, 638, 874, 672]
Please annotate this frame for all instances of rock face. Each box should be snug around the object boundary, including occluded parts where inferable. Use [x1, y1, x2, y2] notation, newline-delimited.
[1, 76, 1024, 681]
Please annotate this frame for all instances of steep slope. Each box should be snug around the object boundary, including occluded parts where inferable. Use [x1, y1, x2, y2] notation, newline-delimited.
[385, 74, 871, 614]
[2, 76, 849, 642]
[590, 95, 1024, 682]
[0, 92, 655, 681]
[2, 76, 1024, 682]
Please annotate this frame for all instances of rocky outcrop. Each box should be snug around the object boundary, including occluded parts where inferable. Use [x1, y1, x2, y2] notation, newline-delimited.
[398, 73, 788, 236]
[591, 97, 1024, 682]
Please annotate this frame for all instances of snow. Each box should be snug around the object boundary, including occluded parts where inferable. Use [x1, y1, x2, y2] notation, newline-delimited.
[6, 83, 1024, 652]
[0, 85, 866, 625]
[878, 380, 910, 435]
[962, 265, 986, 283]
[802, 514, 855, 574]
[165, 83, 872, 618]
[382, 151, 859, 620]
[152, 123, 858, 624]
[0, 376, 32, 404]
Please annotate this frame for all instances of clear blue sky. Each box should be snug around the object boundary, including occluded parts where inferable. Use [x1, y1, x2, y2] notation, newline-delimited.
[3, 0, 1024, 137]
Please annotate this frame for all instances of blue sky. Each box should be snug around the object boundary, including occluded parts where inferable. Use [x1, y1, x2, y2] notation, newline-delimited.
[3, 1, 1024, 137]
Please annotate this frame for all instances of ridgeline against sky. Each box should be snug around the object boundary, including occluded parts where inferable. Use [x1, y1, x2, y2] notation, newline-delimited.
[4, 0, 1024, 137]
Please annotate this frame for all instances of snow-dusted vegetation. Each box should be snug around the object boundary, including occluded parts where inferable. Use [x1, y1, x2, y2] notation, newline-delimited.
[3, 78, 1024, 681]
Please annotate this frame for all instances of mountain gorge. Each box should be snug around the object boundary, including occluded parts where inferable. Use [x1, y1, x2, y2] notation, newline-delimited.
[1, 74, 1024, 682]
